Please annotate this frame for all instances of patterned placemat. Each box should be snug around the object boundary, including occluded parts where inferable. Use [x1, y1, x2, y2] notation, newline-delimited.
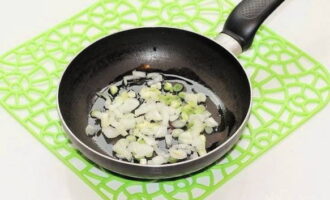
[0, 0, 329, 199]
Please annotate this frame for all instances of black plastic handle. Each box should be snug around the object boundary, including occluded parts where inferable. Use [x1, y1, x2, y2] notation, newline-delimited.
[222, 0, 284, 51]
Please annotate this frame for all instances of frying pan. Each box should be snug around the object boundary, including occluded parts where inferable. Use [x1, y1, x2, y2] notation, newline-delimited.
[58, 0, 284, 179]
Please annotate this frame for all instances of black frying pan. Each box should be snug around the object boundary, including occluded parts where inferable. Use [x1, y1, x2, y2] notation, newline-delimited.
[58, 0, 284, 179]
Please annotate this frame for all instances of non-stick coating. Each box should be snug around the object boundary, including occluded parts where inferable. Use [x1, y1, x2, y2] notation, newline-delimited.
[58, 27, 251, 178]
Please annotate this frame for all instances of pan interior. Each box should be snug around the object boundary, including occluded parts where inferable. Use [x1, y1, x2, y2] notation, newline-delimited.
[58, 27, 251, 156]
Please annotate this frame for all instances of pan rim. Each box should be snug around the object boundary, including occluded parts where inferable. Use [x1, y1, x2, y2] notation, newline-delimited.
[56, 26, 252, 168]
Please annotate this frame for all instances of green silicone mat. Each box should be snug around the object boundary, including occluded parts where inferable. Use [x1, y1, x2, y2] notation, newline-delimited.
[0, 0, 329, 199]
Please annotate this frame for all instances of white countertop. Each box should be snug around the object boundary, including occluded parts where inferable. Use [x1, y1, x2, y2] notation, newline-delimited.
[0, 0, 329, 199]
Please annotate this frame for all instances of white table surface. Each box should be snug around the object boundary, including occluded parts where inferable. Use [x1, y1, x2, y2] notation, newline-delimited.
[0, 0, 329, 199]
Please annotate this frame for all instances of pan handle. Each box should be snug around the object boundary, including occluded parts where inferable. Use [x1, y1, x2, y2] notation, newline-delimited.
[216, 0, 284, 55]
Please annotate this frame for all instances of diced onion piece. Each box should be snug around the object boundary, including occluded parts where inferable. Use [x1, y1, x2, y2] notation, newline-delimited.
[128, 142, 154, 159]
[197, 93, 207, 102]
[184, 93, 198, 104]
[170, 100, 181, 108]
[85, 124, 98, 136]
[147, 80, 159, 86]
[140, 158, 147, 165]
[132, 70, 146, 78]
[147, 72, 161, 78]
[87, 70, 218, 165]
[172, 129, 184, 137]
[169, 108, 180, 122]
[134, 103, 153, 116]
[150, 82, 162, 89]
[192, 135, 207, 156]
[108, 118, 128, 136]
[102, 126, 120, 138]
[134, 103, 152, 116]
[189, 119, 204, 136]
[109, 85, 118, 95]
[147, 73, 163, 86]
[205, 126, 213, 134]
[153, 146, 168, 157]
[90, 110, 105, 119]
[127, 91, 136, 98]
[137, 121, 159, 136]
[141, 136, 157, 146]
[158, 104, 170, 126]
[126, 135, 136, 142]
[135, 116, 145, 123]
[169, 148, 187, 160]
[171, 119, 186, 128]
[200, 111, 212, 120]
[139, 87, 161, 101]
[205, 117, 219, 127]
[145, 110, 162, 121]
[113, 139, 132, 161]
[165, 134, 172, 147]
[148, 155, 168, 165]
[119, 98, 140, 113]
[168, 157, 178, 163]
[154, 125, 167, 138]
[175, 144, 193, 154]
[190, 152, 199, 159]
[118, 115, 136, 130]
[91, 111, 110, 128]
[104, 97, 112, 109]
[117, 126, 129, 137]
[178, 131, 193, 144]
[123, 75, 135, 85]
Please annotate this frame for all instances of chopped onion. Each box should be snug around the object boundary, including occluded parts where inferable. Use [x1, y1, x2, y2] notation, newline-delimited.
[135, 116, 145, 123]
[148, 155, 168, 165]
[118, 115, 136, 130]
[85, 124, 98, 136]
[171, 119, 186, 128]
[147, 73, 163, 86]
[91, 111, 110, 128]
[119, 98, 140, 114]
[132, 70, 146, 78]
[172, 129, 184, 137]
[204, 117, 219, 127]
[126, 135, 136, 142]
[150, 82, 162, 89]
[123, 75, 135, 85]
[193, 135, 207, 156]
[165, 134, 172, 147]
[169, 148, 187, 160]
[178, 131, 193, 144]
[141, 136, 157, 146]
[169, 108, 180, 122]
[113, 139, 132, 161]
[145, 110, 162, 121]
[140, 158, 147, 164]
[147, 72, 161, 78]
[127, 91, 136, 98]
[197, 93, 207, 102]
[190, 152, 199, 159]
[205, 126, 213, 134]
[86, 70, 221, 165]
[102, 126, 120, 138]
[128, 142, 153, 159]
[109, 85, 118, 95]
[189, 119, 204, 136]
[154, 125, 167, 138]
[134, 103, 153, 116]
